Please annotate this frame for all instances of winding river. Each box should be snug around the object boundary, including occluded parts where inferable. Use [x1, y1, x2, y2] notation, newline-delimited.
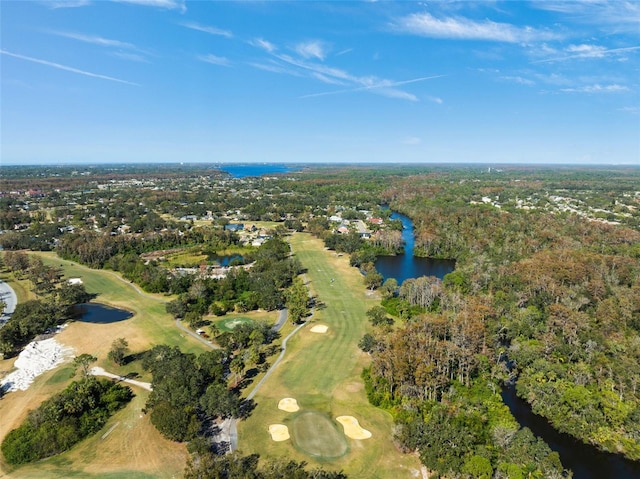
[383, 210, 639, 479]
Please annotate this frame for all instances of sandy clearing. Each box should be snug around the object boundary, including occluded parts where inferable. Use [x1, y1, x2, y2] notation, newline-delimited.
[0, 335, 74, 393]
[268, 424, 290, 441]
[310, 324, 328, 333]
[277, 397, 300, 412]
[336, 416, 372, 440]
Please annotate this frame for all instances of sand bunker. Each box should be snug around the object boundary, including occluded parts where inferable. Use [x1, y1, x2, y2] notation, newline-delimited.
[278, 397, 300, 412]
[0, 337, 74, 393]
[268, 424, 290, 441]
[336, 416, 372, 440]
[310, 324, 328, 333]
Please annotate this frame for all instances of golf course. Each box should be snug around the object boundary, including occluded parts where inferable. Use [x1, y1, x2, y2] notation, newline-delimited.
[1, 237, 422, 478]
[237, 233, 422, 478]
[0, 253, 208, 479]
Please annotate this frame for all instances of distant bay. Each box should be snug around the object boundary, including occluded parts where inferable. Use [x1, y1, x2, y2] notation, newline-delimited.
[217, 164, 299, 178]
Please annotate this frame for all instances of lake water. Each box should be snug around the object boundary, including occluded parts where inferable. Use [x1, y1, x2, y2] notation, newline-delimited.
[75, 303, 132, 324]
[217, 164, 298, 178]
[374, 211, 455, 284]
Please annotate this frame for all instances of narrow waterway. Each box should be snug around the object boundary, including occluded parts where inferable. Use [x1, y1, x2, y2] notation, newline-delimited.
[374, 211, 455, 284]
[384, 210, 640, 478]
[502, 385, 640, 479]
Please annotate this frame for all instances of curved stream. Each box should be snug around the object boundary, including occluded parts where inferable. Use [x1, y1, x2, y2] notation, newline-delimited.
[387, 210, 640, 478]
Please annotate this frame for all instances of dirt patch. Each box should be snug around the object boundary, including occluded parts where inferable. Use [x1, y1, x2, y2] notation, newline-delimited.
[336, 416, 372, 440]
[278, 397, 300, 412]
[310, 324, 328, 333]
[268, 424, 290, 441]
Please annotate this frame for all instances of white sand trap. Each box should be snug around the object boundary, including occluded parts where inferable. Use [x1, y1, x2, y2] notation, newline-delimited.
[268, 424, 290, 441]
[0, 337, 74, 393]
[278, 397, 300, 412]
[310, 324, 328, 333]
[336, 416, 372, 440]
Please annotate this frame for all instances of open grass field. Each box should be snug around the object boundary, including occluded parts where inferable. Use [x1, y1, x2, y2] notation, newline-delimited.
[237, 233, 422, 478]
[0, 252, 208, 479]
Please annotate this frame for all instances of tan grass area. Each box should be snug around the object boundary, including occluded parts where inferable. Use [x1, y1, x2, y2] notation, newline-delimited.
[277, 397, 300, 412]
[268, 424, 290, 442]
[336, 416, 372, 440]
[309, 324, 328, 333]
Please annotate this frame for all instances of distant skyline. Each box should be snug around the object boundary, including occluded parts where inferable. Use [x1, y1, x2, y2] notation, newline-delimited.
[1, 0, 639, 165]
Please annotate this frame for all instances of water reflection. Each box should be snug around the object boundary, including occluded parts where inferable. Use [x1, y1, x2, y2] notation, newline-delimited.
[75, 303, 132, 324]
[374, 211, 455, 283]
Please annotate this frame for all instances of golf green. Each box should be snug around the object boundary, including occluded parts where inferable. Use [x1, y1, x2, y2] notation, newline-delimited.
[290, 412, 348, 459]
[216, 316, 254, 332]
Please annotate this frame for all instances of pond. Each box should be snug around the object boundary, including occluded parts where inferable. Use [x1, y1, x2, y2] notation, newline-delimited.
[502, 385, 640, 479]
[374, 211, 455, 284]
[208, 254, 244, 267]
[74, 303, 133, 324]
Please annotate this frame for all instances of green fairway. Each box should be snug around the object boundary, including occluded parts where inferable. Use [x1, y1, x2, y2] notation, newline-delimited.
[237, 233, 422, 478]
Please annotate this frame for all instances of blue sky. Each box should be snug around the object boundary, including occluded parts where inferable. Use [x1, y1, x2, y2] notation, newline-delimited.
[1, 0, 639, 165]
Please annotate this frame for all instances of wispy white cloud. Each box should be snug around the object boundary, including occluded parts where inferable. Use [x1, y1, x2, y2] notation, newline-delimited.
[48, 30, 137, 50]
[197, 54, 231, 67]
[1, 49, 139, 86]
[531, 1, 640, 33]
[402, 137, 422, 145]
[250, 38, 277, 53]
[180, 21, 233, 38]
[299, 74, 446, 101]
[336, 48, 353, 56]
[311, 72, 345, 85]
[246, 61, 304, 78]
[47, 30, 152, 62]
[560, 84, 629, 93]
[618, 106, 639, 114]
[46, 0, 91, 8]
[109, 51, 149, 63]
[247, 38, 443, 102]
[532, 45, 640, 63]
[394, 12, 559, 43]
[294, 40, 328, 61]
[113, 0, 185, 13]
[501, 75, 535, 86]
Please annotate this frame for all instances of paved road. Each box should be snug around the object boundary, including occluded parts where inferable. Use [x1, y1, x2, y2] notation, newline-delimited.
[0, 279, 17, 326]
[230, 274, 312, 451]
[175, 318, 221, 349]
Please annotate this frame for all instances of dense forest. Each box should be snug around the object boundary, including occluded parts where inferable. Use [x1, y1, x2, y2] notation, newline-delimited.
[1, 376, 132, 464]
[356, 169, 640, 477]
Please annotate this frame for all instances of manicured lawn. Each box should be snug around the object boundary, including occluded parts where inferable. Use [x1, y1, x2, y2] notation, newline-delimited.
[238, 234, 422, 478]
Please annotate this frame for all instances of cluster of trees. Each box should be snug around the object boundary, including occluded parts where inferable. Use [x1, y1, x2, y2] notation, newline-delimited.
[1, 376, 132, 464]
[0, 253, 92, 358]
[184, 450, 347, 479]
[165, 238, 302, 324]
[56, 228, 239, 270]
[142, 345, 243, 442]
